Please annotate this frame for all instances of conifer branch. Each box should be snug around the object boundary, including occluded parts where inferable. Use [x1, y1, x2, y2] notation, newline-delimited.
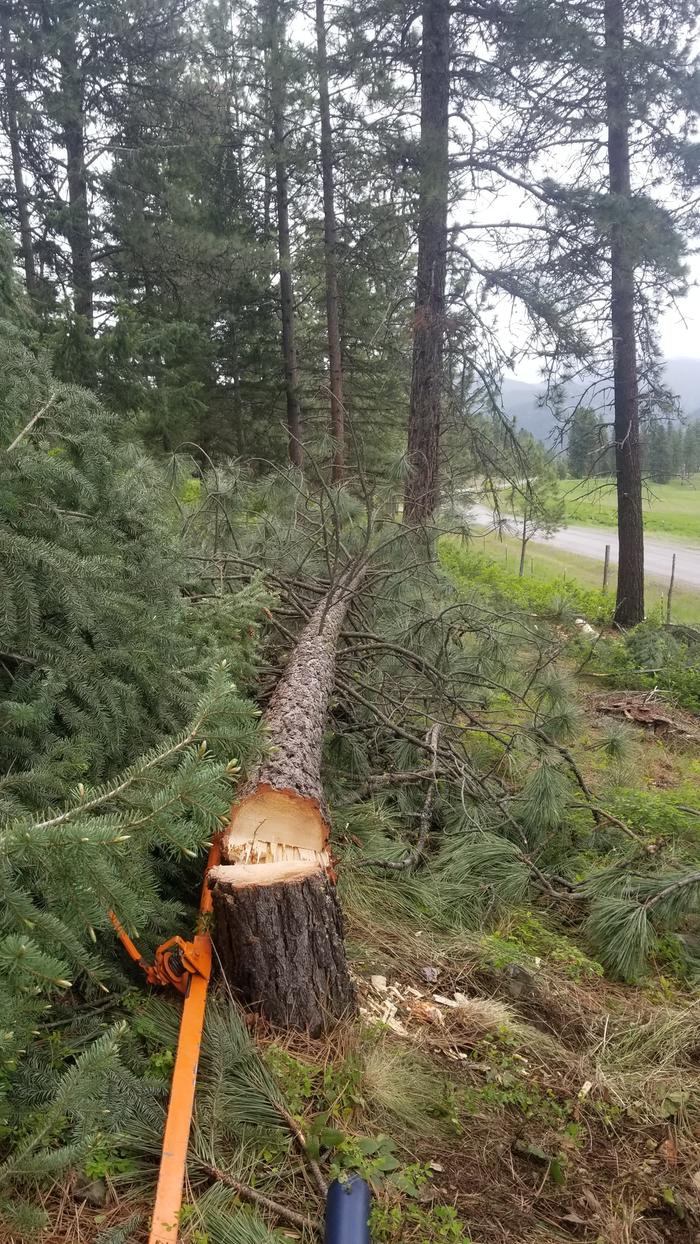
[644, 871, 700, 910]
[14, 699, 221, 838]
[201, 1162, 317, 1230]
[362, 724, 441, 870]
[275, 1105, 328, 1199]
[6, 392, 57, 452]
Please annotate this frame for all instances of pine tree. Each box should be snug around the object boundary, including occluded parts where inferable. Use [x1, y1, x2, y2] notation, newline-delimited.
[647, 422, 673, 484]
[475, 0, 697, 622]
[567, 407, 609, 478]
[684, 420, 700, 475]
[604, 0, 644, 625]
[99, 3, 282, 457]
[1, 7, 37, 298]
[266, 0, 304, 469]
[404, 0, 450, 523]
[669, 425, 684, 479]
[315, 0, 345, 481]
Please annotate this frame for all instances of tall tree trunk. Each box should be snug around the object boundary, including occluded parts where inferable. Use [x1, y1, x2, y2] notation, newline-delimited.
[210, 571, 362, 1035]
[315, 0, 344, 482]
[1, 12, 37, 297]
[403, 0, 449, 524]
[268, 0, 303, 469]
[58, 26, 93, 330]
[605, 0, 644, 626]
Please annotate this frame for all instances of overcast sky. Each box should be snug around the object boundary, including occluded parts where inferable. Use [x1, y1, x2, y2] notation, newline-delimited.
[658, 258, 700, 361]
[508, 254, 700, 385]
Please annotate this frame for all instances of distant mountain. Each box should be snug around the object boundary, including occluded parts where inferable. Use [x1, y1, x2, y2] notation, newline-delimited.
[500, 358, 700, 443]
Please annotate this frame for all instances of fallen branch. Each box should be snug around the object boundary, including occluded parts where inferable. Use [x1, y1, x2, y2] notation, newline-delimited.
[645, 870, 700, 910]
[355, 768, 437, 796]
[202, 1161, 317, 1230]
[568, 803, 652, 850]
[361, 725, 441, 870]
[7, 392, 57, 452]
[276, 1104, 328, 1198]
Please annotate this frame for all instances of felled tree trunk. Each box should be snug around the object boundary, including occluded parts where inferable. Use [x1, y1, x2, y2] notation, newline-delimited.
[210, 572, 362, 1035]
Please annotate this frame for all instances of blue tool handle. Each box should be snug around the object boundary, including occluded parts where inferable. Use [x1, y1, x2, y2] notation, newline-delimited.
[325, 1175, 371, 1244]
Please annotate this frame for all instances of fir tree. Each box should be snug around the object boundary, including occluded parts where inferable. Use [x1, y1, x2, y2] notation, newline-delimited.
[0, 236, 264, 1129]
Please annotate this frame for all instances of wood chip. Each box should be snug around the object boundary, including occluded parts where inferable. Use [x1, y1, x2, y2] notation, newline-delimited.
[410, 1000, 445, 1024]
[657, 1135, 678, 1166]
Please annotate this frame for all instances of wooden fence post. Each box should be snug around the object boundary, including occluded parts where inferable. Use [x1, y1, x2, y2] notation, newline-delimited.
[667, 553, 676, 624]
[602, 544, 611, 593]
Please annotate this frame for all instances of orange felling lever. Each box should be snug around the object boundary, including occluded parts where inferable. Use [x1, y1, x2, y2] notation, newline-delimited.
[110, 836, 222, 1244]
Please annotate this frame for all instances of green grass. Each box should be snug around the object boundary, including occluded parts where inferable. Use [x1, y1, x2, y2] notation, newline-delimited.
[560, 477, 700, 541]
[472, 528, 700, 623]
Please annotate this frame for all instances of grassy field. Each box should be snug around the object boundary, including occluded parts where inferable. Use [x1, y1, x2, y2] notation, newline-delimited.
[561, 476, 700, 540]
[473, 527, 700, 622]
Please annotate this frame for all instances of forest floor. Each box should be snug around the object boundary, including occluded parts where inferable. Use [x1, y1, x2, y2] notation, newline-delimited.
[39, 680, 700, 1244]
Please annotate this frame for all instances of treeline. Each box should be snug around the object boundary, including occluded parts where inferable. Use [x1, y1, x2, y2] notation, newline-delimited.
[567, 407, 700, 485]
[0, 0, 698, 622]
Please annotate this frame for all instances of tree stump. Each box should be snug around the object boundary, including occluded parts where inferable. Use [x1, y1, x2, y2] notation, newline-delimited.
[210, 861, 355, 1035]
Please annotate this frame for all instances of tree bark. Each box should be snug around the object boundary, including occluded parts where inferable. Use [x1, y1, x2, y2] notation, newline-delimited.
[403, 0, 449, 524]
[315, 0, 344, 483]
[1, 11, 37, 297]
[210, 572, 363, 1034]
[212, 867, 354, 1036]
[604, 0, 644, 626]
[58, 23, 93, 330]
[268, 0, 303, 469]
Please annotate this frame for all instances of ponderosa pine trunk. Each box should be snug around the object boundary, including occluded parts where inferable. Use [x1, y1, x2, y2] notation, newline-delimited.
[403, 0, 449, 524]
[269, 0, 303, 469]
[605, 0, 644, 626]
[210, 572, 362, 1035]
[58, 26, 93, 330]
[315, 0, 344, 482]
[2, 12, 37, 298]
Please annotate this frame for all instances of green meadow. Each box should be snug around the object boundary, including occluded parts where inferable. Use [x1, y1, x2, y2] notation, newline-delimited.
[560, 476, 700, 541]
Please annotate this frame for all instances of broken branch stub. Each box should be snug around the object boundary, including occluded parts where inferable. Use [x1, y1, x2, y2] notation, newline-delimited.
[210, 572, 363, 1035]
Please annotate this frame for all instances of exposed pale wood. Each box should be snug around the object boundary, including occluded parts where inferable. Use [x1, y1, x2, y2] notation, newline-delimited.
[224, 783, 330, 867]
[209, 860, 322, 888]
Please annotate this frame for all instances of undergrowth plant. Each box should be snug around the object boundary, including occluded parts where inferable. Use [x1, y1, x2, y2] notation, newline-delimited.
[589, 621, 700, 712]
[439, 538, 613, 625]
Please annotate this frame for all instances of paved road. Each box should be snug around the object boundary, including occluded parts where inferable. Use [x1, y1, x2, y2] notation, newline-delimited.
[466, 503, 700, 590]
